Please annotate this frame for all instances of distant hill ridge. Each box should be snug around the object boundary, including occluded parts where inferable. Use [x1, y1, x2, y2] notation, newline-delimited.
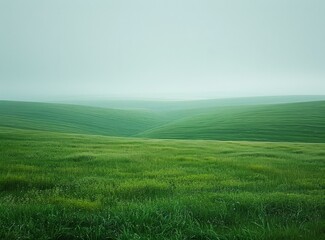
[58, 95, 325, 111]
[0, 96, 324, 142]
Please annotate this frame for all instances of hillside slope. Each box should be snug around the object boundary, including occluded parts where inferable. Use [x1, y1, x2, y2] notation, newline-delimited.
[0, 101, 166, 137]
[1, 100, 324, 142]
[139, 101, 325, 142]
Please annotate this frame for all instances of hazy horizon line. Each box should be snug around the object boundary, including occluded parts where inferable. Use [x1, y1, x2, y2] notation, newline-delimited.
[1, 94, 325, 103]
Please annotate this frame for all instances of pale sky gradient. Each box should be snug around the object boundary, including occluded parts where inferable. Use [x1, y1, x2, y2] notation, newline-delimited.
[0, 0, 324, 100]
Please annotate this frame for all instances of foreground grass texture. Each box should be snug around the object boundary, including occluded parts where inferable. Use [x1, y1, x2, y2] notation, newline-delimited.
[0, 127, 324, 239]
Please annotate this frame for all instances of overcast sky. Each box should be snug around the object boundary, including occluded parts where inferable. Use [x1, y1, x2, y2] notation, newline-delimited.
[0, 0, 324, 100]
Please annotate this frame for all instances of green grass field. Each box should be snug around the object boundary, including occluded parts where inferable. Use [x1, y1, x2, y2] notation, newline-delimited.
[0, 98, 324, 239]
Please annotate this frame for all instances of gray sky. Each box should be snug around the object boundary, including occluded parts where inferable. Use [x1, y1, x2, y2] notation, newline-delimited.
[0, 0, 324, 100]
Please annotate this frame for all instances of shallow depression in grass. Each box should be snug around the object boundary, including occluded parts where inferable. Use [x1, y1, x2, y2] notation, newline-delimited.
[0, 176, 55, 191]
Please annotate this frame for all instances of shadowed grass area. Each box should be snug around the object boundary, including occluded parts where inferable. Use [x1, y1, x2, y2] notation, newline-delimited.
[0, 127, 324, 239]
[0, 176, 55, 191]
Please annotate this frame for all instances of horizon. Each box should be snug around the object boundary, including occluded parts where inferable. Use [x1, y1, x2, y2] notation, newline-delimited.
[0, 95, 325, 106]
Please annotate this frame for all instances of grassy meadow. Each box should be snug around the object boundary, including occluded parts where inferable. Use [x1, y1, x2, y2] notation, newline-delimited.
[0, 98, 324, 239]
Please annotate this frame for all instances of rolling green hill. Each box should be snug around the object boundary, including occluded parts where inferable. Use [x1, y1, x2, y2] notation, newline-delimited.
[139, 101, 325, 142]
[0, 101, 167, 137]
[1, 99, 324, 142]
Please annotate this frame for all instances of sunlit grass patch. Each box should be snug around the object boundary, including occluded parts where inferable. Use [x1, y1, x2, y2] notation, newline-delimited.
[248, 164, 280, 175]
[219, 179, 247, 188]
[293, 179, 325, 191]
[117, 180, 172, 200]
[179, 173, 216, 182]
[10, 164, 40, 172]
[51, 196, 101, 210]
